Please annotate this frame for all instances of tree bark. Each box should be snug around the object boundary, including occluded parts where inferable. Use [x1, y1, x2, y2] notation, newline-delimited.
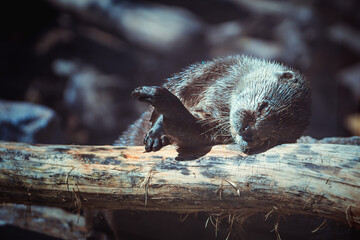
[0, 204, 86, 240]
[0, 141, 359, 228]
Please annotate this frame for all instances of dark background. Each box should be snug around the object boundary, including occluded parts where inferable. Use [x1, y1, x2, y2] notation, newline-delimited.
[0, 0, 359, 239]
[0, 0, 359, 145]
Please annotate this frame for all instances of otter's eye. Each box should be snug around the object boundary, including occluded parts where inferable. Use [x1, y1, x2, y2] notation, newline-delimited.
[258, 101, 268, 114]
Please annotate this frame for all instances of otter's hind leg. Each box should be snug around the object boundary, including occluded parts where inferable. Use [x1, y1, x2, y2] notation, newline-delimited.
[132, 86, 211, 150]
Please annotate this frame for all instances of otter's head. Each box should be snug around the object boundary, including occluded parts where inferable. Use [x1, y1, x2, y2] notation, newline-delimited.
[230, 69, 311, 153]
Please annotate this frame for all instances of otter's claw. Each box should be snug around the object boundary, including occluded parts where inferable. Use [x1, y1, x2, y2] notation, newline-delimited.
[144, 130, 169, 152]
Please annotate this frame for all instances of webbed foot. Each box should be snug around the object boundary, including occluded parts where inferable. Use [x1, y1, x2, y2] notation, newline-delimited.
[132, 86, 170, 106]
[144, 129, 170, 152]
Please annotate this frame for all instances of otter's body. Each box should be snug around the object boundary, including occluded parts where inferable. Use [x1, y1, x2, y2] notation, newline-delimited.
[88, 55, 312, 240]
[117, 55, 311, 153]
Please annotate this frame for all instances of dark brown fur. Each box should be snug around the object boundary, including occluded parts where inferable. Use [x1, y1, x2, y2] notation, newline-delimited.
[89, 55, 312, 240]
[117, 55, 311, 153]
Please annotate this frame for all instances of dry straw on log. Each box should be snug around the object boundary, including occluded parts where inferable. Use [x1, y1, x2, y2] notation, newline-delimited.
[0, 141, 359, 228]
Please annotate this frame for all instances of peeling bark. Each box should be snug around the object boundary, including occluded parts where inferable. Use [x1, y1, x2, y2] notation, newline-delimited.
[0, 141, 359, 228]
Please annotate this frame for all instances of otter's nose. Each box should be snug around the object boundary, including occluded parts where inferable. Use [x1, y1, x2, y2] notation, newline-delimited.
[242, 126, 254, 142]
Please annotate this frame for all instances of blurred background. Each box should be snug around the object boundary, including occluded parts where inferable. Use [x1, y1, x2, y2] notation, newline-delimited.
[0, 0, 359, 146]
[0, 0, 359, 239]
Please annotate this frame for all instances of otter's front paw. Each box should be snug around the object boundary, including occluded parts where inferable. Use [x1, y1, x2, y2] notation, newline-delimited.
[144, 129, 170, 152]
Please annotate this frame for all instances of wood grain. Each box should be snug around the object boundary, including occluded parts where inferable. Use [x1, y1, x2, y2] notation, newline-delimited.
[0, 141, 359, 228]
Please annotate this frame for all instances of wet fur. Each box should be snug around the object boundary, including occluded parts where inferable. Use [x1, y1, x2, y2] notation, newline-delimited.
[99, 55, 312, 240]
[116, 55, 311, 153]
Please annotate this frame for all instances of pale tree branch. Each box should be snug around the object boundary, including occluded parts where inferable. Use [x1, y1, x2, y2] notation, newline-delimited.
[0, 141, 359, 230]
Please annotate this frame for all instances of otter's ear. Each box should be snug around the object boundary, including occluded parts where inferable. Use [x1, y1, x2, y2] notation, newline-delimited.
[277, 71, 298, 83]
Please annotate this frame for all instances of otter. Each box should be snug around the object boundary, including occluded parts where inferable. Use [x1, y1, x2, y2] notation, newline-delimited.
[86, 55, 311, 240]
[116, 55, 311, 153]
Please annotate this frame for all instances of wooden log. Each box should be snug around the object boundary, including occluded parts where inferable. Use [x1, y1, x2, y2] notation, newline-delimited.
[0, 204, 86, 240]
[0, 141, 359, 229]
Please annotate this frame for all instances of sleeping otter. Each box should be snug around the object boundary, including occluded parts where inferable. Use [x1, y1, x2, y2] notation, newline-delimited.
[116, 55, 311, 153]
[86, 55, 312, 240]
